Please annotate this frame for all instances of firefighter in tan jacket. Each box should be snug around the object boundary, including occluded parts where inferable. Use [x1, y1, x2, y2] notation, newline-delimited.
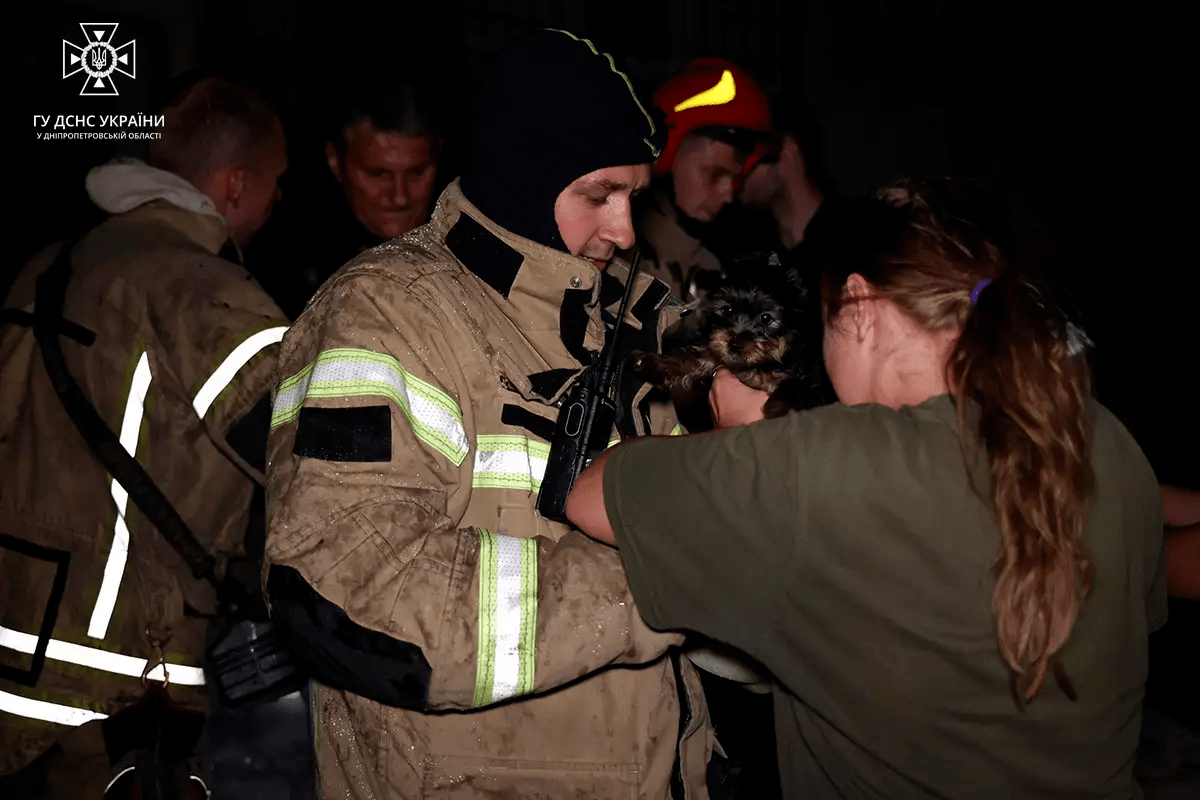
[0, 77, 288, 785]
[264, 31, 713, 799]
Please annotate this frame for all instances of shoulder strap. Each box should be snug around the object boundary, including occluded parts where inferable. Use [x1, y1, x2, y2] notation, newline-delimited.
[32, 238, 221, 591]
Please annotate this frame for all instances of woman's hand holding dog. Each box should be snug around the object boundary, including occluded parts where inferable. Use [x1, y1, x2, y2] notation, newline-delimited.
[709, 368, 770, 429]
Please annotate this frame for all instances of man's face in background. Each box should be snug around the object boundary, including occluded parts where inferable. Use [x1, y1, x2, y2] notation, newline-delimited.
[326, 120, 441, 240]
[669, 134, 748, 224]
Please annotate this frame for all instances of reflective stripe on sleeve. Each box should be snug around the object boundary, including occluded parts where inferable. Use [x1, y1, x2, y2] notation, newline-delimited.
[87, 349, 152, 640]
[193, 326, 288, 419]
[472, 435, 549, 492]
[473, 530, 537, 706]
[0, 688, 108, 726]
[0, 625, 205, 686]
[271, 348, 469, 466]
[670, 423, 685, 436]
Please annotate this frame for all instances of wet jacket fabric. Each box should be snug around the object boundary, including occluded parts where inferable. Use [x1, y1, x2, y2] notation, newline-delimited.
[0, 160, 287, 772]
[264, 180, 713, 799]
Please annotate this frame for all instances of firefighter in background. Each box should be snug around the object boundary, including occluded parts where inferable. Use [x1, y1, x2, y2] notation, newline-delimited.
[0, 75, 288, 794]
[638, 59, 789, 800]
[636, 58, 777, 303]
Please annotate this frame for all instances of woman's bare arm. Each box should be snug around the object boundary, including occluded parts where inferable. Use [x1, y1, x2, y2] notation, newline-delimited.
[1167, 524, 1200, 600]
[565, 447, 619, 546]
[1162, 484, 1200, 528]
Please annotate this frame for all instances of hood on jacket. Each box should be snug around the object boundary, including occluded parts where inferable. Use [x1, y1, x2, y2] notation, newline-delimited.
[459, 29, 665, 253]
[86, 158, 227, 223]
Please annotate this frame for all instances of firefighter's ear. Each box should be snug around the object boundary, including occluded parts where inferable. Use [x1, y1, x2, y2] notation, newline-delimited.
[325, 141, 342, 183]
[227, 166, 246, 209]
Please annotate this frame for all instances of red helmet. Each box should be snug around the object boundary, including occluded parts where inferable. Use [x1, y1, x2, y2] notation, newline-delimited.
[652, 58, 775, 178]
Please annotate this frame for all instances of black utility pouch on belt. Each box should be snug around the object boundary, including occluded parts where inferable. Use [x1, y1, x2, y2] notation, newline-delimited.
[29, 238, 305, 709]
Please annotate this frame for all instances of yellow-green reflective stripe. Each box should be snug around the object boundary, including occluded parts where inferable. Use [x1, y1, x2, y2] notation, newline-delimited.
[272, 348, 468, 466]
[472, 435, 549, 492]
[473, 530, 537, 707]
[670, 423, 685, 436]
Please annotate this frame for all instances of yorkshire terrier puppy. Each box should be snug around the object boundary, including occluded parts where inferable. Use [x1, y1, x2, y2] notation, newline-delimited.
[634, 252, 830, 427]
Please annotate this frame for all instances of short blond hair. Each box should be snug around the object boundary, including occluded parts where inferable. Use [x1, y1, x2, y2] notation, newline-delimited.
[149, 75, 279, 186]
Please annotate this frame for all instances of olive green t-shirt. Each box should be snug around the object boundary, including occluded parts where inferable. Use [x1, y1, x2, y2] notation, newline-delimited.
[603, 395, 1166, 799]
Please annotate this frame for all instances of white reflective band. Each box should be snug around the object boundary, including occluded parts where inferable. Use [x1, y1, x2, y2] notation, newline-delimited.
[474, 531, 537, 706]
[490, 535, 536, 702]
[0, 626, 206, 686]
[193, 326, 288, 419]
[88, 350, 151, 640]
[106, 766, 137, 793]
[491, 535, 524, 701]
[0, 688, 108, 726]
[473, 435, 549, 492]
[272, 349, 469, 466]
[190, 774, 213, 799]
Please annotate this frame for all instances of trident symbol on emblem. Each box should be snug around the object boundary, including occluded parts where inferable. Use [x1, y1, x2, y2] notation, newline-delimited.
[63, 23, 136, 96]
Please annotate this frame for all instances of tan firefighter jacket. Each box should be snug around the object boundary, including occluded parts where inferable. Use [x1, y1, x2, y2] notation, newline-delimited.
[264, 180, 714, 799]
[635, 187, 724, 305]
[0, 160, 287, 772]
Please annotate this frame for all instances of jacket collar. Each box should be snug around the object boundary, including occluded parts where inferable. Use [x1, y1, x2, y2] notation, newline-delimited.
[433, 180, 601, 331]
[431, 180, 669, 400]
[86, 158, 232, 258]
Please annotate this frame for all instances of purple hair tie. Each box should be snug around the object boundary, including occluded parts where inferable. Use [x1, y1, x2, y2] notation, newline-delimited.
[969, 279, 992, 305]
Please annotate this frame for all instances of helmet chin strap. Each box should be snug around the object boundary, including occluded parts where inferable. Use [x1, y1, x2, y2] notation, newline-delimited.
[737, 143, 771, 188]
[673, 204, 715, 241]
[660, 175, 716, 240]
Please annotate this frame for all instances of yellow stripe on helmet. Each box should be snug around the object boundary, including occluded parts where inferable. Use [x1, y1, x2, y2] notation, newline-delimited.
[673, 69, 737, 113]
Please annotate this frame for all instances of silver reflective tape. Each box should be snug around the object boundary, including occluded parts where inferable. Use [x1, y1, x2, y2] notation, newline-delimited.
[193, 326, 287, 418]
[272, 368, 311, 419]
[273, 353, 469, 464]
[88, 350, 151, 640]
[473, 449, 548, 485]
[490, 534, 525, 702]
[0, 688, 108, 726]
[0, 625, 206, 686]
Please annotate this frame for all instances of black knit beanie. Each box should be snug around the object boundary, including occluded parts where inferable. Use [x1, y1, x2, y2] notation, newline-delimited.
[459, 29, 666, 251]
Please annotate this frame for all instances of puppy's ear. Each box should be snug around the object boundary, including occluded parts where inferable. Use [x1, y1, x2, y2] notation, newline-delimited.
[662, 309, 708, 350]
[783, 266, 808, 299]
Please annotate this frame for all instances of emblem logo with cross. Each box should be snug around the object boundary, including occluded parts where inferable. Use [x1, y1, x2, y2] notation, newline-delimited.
[63, 23, 136, 96]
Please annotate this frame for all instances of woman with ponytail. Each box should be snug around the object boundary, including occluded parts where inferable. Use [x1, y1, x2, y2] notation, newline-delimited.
[565, 178, 1165, 798]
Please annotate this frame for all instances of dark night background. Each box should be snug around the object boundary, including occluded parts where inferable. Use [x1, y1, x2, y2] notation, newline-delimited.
[5, 0, 1198, 786]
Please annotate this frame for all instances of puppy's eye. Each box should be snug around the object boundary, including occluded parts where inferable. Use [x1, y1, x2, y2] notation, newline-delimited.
[759, 312, 777, 326]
